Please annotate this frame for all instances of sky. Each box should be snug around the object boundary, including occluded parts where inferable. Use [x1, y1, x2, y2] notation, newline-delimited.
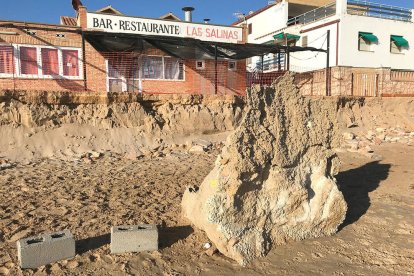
[0, 0, 413, 25]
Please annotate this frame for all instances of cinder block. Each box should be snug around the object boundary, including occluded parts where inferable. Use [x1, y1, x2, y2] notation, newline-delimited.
[17, 229, 75, 269]
[111, 224, 158, 254]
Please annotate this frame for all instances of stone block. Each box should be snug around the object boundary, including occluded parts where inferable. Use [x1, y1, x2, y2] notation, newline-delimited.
[189, 145, 205, 153]
[17, 230, 75, 269]
[110, 224, 158, 254]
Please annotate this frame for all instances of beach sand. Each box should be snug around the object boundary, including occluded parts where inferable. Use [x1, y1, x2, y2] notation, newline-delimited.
[0, 143, 413, 275]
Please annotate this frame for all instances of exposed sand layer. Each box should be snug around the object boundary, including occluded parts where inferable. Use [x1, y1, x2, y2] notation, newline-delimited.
[0, 94, 243, 162]
[0, 144, 413, 275]
[0, 91, 413, 163]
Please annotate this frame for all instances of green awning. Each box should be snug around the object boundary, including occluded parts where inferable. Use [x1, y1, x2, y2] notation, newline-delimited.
[359, 32, 378, 42]
[273, 33, 300, 41]
[273, 33, 284, 39]
[391, 35, 409, 47]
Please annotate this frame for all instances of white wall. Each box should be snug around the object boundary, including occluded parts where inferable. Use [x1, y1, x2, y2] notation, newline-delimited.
[237, 2, 288, 70]
[239, 0, 414, 72]
[238, 3, 288, 44]
[287, 16, 339, 72]
[339, 14, 414, 70]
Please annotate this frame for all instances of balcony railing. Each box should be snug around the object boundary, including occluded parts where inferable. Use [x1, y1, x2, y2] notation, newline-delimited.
[287, 2, 336, 26]
[256, 56, 285, 72]
[347, 0, 412, 22]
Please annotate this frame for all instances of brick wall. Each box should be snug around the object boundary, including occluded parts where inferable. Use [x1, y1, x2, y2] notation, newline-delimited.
[295, 69, 326, 96]
[382, 69, 414, 96]
[295, 67, 414, 97]
[0, 21, 81, 47]
[84, 42, 106, 92]
[0, 21, 246, 95]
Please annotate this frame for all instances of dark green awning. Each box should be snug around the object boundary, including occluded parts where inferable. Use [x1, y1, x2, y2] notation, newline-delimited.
[83, 31, 326, 61]
[273, 33, 300, 41]
[391, 35, 409, 47]
[359, 32, 378, 42]
[274, 33, 284, 40]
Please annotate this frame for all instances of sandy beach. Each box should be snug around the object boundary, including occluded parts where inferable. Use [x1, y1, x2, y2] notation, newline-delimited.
[0, 142, 413, 275]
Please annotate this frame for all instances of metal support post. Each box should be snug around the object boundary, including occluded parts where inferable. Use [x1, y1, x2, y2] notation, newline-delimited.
[326, 30, 331, 96]
[81, 32, 87, 91]
[261, 55, 264, 72]
[215, 44, 218, 94]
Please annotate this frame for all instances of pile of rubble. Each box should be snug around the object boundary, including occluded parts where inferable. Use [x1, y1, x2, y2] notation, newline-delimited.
[0, 159, 14, 170]
[77, 139, 219, 164]
[342, 127, 414, 158]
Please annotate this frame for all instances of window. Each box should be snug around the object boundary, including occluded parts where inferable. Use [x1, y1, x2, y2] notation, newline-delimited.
[41, 48, 59, 76]
[107, 55, 136, 92]
[20, 46, 38, 75]
[390, 35, 409, 54]
[106, 55, 185, 92]
[302, 35, 308, 47]
[358, 32, 378, 52]
[142, 56, 163, 79]
[0, 44, 82, 79]
[358, 37, 371, 51]
[196, 60, 205, 70]
[0, 46, 14, 75]
[228, 61, 237, 71]
[391, 41, 400, 53]
[164, 57, 184, 80]
[62, 50, 80, 77]
[248, 23, 252, 35]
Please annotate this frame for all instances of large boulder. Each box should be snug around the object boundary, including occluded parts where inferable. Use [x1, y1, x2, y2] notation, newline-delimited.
[182, 73, 347, 265]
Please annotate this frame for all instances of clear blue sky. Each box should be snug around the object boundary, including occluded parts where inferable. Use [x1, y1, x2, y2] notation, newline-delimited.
[0, 0, 412, 25]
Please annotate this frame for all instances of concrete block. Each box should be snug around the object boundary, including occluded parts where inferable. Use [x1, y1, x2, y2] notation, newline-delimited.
[111, 224, 158, 254]
[17, 230, 75, 269]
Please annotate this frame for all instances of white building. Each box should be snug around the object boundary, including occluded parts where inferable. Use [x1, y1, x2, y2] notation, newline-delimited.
[234, 0, 414, 72]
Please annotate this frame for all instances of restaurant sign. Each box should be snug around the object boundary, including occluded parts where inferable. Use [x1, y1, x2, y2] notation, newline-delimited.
[87, 13, 243, 44]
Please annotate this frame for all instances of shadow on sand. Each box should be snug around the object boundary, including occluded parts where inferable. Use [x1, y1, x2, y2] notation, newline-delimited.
[158, 225, 194, 250]
[76, 233, 111, 254]
[75, 226, 194, 254]
[336, 161, 391, 230]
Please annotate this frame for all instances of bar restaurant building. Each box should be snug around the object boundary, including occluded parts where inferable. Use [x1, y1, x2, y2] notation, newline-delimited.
[0, 5, 251, 95]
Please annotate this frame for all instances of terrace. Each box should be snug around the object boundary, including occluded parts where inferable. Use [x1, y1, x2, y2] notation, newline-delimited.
[287, 2, 336, 26]
[287, 0, 412, 26]
[347, 0, 412, 22]
[255, 55, 286, 72]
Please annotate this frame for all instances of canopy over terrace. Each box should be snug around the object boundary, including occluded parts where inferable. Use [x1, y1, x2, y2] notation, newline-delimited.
[84, 31, 326, 60]
[84, 31, 329, 95]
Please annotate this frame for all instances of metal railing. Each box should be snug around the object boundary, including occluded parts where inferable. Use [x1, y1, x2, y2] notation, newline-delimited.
[287, 2, 336, 26]
[347, 0, 412, 22]
[390, 70, 414, 82]
[247, 71, 286, 86]
[256, 56, 285, 72]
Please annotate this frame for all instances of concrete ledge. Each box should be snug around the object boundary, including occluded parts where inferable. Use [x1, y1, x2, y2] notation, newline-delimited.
[111, 224, 158, 254]
[17, 229, 75, 269]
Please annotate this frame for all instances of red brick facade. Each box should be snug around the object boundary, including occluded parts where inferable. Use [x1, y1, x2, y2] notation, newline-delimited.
[0, 21, 85, 91]
[0, 14, 247, 96]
